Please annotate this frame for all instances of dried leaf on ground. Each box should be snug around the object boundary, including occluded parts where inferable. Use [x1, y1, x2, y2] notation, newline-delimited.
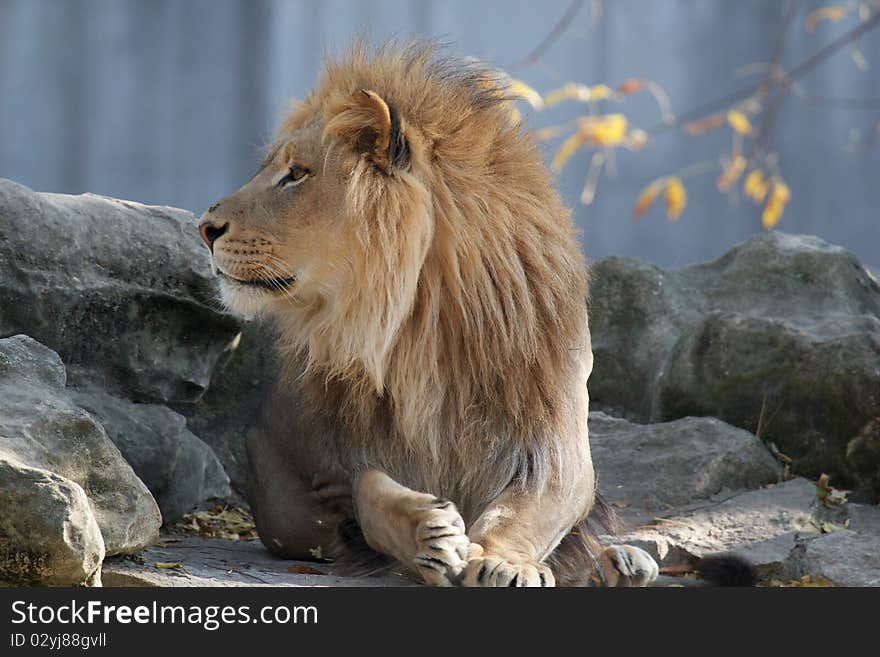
[172, 502, 259, 541]
[287, 564, 326, 575]
[815, 473, 849, 507]
[765, 574, 834, 587]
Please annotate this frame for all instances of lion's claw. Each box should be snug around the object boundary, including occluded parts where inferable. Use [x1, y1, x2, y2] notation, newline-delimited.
[413, 499, 470, 586]
[600, 545, 659, 587]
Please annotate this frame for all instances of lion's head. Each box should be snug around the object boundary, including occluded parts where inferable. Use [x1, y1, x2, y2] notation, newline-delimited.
[199, 43, 589, 451]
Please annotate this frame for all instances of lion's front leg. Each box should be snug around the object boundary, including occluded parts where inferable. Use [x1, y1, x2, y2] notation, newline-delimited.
[354, 470, 471, 586]
[461, 482, 588, 588]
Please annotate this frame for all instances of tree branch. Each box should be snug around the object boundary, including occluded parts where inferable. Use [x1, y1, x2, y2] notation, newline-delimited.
[645, 9, 880, 138]
[515, 0, 586, 69]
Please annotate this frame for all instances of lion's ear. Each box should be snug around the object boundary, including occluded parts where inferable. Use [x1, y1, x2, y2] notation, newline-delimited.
[325, 89, 410, 174]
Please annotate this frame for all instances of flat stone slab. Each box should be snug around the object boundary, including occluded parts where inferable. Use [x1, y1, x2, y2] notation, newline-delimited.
[101, 536, 414, 587]
[613, 478, 820, 578]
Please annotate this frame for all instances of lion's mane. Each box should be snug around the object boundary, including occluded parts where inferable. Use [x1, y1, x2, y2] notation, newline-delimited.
[269, 43, 594, 536]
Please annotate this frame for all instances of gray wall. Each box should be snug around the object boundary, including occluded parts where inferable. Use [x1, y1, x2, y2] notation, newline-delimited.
[1, 0, 878, 267]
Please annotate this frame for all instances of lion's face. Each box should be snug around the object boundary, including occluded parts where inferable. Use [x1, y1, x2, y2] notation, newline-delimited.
[198, 123, 351, 317]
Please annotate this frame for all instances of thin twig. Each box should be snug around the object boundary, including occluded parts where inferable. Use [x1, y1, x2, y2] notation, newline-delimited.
[515, 0, 586, 69]
[646, 10, 880, 138]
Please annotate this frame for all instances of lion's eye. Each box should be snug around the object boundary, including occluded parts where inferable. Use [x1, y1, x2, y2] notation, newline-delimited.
[278, 165, 310, 188]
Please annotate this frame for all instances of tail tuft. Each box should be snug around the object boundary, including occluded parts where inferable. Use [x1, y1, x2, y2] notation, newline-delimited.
[694, 553, 758, 587]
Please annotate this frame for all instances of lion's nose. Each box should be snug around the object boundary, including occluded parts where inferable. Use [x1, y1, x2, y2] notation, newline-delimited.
[198, 221, 229, 251]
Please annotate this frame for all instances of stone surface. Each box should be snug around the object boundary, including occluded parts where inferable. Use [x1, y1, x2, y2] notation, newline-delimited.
[590, 412, 782, 510]
[0, 459, 104, 587]
[102, 536, 414, 587]
[174, 321, 277, 495]
[0, 335, 161, 556]
[0, 178, 241, 405]
[72, 392, 232, 523]
[590, 232, 880, 495]
[614, 478, 820, 579]
[797, 502, 880, 587]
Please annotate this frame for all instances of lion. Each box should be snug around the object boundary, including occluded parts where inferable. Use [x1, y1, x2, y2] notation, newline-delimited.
[196, 42, 659, 587]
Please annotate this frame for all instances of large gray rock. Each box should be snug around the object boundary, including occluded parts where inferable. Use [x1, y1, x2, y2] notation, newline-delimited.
[174, 321, 277, 494]
[0, 335, 161, 556]
[590, 232, 880, 495]
[102, 536, 414, 588]
[0, 178, 241, 405]
[72, 392, 232, 523]
[0, 459, 104, 587]
[616, 478, 820, 578]
[799, 530, 880, 587]
[590, 412, 783, 510]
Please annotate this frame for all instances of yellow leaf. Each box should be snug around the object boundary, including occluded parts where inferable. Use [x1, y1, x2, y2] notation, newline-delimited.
[543, 83, 592, 107]
[508, 79, 544, 110]
[771, 180, 790, 205]
[727, 110, 754, 136]
[633, 181, 662, 218]
[589, 84, 613, 102]
[155, 562, 182, 569]
[762, 200, 783, 229]
[581, 113, 628, 147]
[664, 177, 687, 220]
[551, 131, 587, 172]
[805, 6, 847, 32]
[743, 169, 769, 203]
[761, 179, 791, 229]
[717, 154, 747, 192]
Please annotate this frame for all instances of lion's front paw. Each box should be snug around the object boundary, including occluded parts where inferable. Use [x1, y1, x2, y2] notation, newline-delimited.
[600, 545, 659, 587]
[460, 549, 555, 587]
[413, 498, 470, 587]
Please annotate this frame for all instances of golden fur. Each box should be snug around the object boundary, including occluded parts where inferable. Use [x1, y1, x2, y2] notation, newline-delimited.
[201, 42, 608, 584]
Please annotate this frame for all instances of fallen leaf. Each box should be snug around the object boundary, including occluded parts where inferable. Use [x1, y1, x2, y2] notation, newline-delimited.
[765, 574, 834, 587]
[155, 562, 182, 569]
[287, 564, 325, 575]
[815, 473, 850, 507]
[659, 563, 695, 576]
[172, 502, 259, 541]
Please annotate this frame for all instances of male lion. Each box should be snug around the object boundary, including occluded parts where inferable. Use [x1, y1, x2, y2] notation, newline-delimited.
[197, 43, 659, 587]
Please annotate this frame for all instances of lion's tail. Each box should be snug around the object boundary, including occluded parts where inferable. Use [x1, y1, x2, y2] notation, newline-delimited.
[547, 489, 759, 587]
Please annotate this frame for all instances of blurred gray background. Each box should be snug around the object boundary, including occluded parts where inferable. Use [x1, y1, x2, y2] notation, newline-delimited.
[1, 0, 877, 267]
